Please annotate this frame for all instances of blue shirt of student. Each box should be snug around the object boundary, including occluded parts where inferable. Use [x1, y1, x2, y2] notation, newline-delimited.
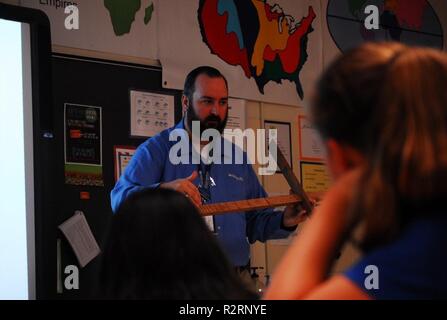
[344, 213, 447, 299]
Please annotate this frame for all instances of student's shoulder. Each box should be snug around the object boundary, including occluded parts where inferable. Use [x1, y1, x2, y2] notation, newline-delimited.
[344, 215, 447, 299]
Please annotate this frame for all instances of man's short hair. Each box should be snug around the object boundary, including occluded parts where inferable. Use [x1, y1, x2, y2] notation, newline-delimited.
[183, 66, 228, 100]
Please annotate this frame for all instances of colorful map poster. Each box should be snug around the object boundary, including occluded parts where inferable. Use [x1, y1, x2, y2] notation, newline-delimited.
[20, 0, 158, 61]
[64, 103, 103, 186]
[326, 0, 444, 53]
[159, 0, 323, 106]
[322, 0, 447, 67]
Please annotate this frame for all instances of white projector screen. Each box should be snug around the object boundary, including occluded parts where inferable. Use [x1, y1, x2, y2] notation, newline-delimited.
[0, 18, 35, 300]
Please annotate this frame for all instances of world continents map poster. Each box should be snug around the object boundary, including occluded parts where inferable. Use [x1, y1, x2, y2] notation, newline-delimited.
[18, 0, 447, 106]
[20, 0, 158, 63]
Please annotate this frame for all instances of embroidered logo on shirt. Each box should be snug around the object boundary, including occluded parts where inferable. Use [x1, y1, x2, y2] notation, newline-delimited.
[228, 173, 244, 182]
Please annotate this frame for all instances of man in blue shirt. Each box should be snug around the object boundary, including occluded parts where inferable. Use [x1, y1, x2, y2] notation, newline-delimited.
[111, 66, 308, 269]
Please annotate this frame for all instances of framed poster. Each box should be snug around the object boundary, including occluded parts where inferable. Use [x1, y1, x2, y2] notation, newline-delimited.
[114, 146, 136, 182]
[264, 120, 292, 173]
[64, 103, 103, 186]
[298, 115, 325, 162]
[300, 162, 331, 193]
[129, 89, 175, 138]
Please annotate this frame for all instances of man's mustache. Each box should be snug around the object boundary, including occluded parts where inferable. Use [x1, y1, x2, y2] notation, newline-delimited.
[203, 115, 222, 127]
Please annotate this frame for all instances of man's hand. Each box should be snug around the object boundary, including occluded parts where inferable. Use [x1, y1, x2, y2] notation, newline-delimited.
[159, 171, 202, 207]
[283, 204, 308, 228]
[282, 192, 323, 228]
[264, 170, 362, 300]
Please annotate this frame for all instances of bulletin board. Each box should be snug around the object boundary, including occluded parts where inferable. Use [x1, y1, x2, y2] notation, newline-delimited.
[51, 54, 183, 299]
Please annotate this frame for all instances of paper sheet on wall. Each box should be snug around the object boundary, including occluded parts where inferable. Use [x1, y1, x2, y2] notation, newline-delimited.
[130, 90, 175, 137]
[58, 211, 101, 268]
[225, 98, 246, 131]
[223, 98, 246, 151]
[298, 116, 325, 161]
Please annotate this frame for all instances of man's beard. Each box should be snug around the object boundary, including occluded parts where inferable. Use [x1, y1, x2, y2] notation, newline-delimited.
[186, 102, 228, 136]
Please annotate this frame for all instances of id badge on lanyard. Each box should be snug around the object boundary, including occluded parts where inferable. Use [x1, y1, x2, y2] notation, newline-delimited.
[198, 163, 216, 233]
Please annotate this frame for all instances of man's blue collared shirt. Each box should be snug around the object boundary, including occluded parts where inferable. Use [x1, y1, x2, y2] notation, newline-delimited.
[111, 121, 292, 266]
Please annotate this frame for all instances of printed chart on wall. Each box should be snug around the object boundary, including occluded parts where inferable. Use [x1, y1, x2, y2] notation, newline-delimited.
[129, 90, 175, 138]
[114, 146, 136, 182]
[223, 98, 246, 152]
[225, 98, 246, 131]
[64, 103, 103, 186]
[298, 115, 325, 162]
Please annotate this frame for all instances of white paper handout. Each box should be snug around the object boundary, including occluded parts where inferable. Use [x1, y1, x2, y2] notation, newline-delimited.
[58, 211, 101, 268]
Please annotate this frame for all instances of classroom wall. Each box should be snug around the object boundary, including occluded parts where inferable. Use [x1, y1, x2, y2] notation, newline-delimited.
[4, 0, 446, 291]
[245, 102, 300, 283]
[247, 102, 361, 284]
[1, 0, 19, 5]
